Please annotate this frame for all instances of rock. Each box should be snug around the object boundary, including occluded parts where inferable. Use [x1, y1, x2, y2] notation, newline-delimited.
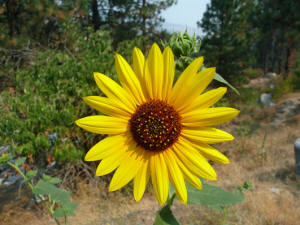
[270, 187, 279, 194]
[61, 137, 68, 142]
[260, 93, 275, 107]
[0, 145, 9, 153]
[295, 138, 300, 149]
[3, 175, 22, 186]
[295, 138, 300, 179]
[265, 72, 277, 79]
[48, 133, 57, 146]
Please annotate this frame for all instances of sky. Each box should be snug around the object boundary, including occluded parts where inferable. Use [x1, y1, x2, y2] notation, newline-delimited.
[162, 0, 210, 35]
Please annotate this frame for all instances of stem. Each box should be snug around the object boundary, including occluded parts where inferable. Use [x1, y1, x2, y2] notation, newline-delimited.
[8, 162, 34, 189]
[222, 206, 228, 225]
[167, 193, 176, 208]
[7, 162, 62, 225]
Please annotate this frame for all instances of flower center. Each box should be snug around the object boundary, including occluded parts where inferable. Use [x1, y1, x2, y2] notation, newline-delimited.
[130, 100, 181, 151]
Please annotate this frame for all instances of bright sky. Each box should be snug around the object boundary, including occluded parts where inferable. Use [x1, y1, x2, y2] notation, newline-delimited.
[163, 0, 210, 33]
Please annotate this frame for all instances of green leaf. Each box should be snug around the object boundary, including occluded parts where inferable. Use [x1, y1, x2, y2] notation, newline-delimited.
[186, 183, 244, 210]
[26, 170, 37, 179]
[15, 157, 26, 166]
[53, 208, 65, 218]
[200, 65, 239, 95]
[63, 201, 79, 216]
[213, 73, 240, 95]
[53, 202, 78, 218]
[50, 177, 62, 184]
[0, 153, 11, 165]
[33, 180, 70, 205]
[153, 205, 180, 225]
[42, 174, 52, 182]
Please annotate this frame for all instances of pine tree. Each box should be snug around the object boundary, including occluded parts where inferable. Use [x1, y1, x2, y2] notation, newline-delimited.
[198, 0, 255, 82]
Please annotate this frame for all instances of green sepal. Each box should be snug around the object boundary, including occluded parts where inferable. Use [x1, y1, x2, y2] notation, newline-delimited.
[153, 204, 180, 225]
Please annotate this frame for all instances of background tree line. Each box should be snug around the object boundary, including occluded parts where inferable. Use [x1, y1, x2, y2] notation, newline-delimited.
[0, 0, 299, 83]
[0, 0, 175, 48]
[198, 0, 300, 82]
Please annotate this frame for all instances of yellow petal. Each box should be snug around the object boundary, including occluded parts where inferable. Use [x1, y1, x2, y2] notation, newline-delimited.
[169, 57, 203, 103]
[174, 68, 216, 111]
[164, 150, 187, 204]
[162, 46, 175, 100]
[96, 147, 127, 176]
[93, 72, 135, 113]
[115, 54, 145, 104]
[173, 138, 217, 180]
[134, 153, 150, 202]
[181, 127, 234, 144]
[147, 43, 164, 99]
[132, 47, 145, 81]
[83, 96, 131, 119]
[181, 87, 227, 114]
[150, 152, 169, 205]
[85, 134, 129, 161]
[172, 148, 203, 190]
[192, 142, 230, 164]
[144, 58, 154, 100]
[75, 115, 128, 134]
[182, 107, 240, 126]
[109, 146, 145, 192]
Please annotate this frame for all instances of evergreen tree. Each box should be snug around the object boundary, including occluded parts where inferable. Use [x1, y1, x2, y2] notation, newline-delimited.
[0, 0, 90, 47]
[249, 0, 300, 74]
[198, 0, 255, 82]
[91, 0, 176, 45]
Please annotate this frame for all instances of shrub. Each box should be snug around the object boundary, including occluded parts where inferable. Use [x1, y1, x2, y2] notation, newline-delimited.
[0, 29, 116, 164]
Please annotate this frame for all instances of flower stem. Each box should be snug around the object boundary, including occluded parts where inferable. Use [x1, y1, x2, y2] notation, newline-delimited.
[7, 162, 62, 225]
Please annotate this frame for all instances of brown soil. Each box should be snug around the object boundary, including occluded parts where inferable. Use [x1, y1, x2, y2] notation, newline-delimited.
[1, 93, 300, 225]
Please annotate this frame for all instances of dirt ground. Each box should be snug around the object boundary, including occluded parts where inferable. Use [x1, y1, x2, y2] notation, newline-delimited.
[1, 93, 300, 225]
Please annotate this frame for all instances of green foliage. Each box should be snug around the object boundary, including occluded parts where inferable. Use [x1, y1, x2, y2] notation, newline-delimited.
[235, 181, 253, 193]
[116, 36, 149, 62]
[249, 0, 300, 73]
[6, 159, 77, 225]
[93, 0, 176, 46]
[154, 182, 244, 225]
[290, 57, 300, 91]
[184, 183, 244, 210]
[199, 0, 255, 83]
[26, 170, 38, 179]
[33, 179, 78, 219]
[15, 157, 26, 166]
[0, 0, 90, 48]
[163, 31, 200, 59]
[210, 70, 239, 95]
[154, 202, 179, 225]
[230, 87, 260, 105]
[243, 68, 264, 79]
[270, 75, 295, 99]
[0, 29, 115, 163]
[0, 153, 11, 164]
[163, 31, 239, 94]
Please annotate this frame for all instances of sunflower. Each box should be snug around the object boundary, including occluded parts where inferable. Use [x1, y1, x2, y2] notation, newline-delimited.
[75, 43, 239, 205]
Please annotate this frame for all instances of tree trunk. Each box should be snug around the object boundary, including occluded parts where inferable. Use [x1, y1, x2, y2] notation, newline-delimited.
[91, 0, 101, 30]
[5, 0, 20, 37]
[142, 0, 146, 36]
[285, 47, 291, 75]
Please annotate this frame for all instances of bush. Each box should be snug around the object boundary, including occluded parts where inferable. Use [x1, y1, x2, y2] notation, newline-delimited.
[243, 67, 264, 79]
[0, 29, 116, 164]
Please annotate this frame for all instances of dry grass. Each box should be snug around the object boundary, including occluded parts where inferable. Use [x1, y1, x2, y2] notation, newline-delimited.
[1, 94, 300, 225]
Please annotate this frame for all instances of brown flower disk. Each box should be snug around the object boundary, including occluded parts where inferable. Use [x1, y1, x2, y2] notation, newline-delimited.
[130, 100, 182, 151]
